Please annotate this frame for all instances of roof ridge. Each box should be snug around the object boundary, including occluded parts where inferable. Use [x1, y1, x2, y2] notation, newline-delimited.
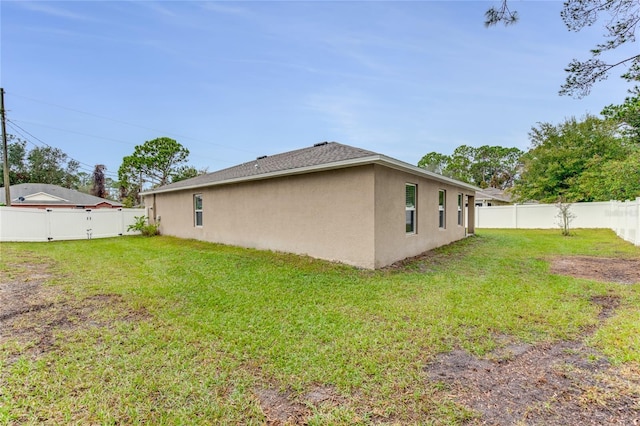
[152, 141, 381, 192]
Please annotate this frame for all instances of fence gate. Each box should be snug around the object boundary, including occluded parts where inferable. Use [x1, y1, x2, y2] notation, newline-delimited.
[0, 207, 146, 242]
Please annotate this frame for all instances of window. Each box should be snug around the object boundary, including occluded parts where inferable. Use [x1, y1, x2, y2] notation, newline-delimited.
[438, 189, 446, 229]
[406, 184, 416, 234]
[194, 194, 203, 227]
[457, 193, 464, 226]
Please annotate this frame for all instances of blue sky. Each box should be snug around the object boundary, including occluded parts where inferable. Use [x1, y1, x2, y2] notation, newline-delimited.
[1, 1, 637, 181]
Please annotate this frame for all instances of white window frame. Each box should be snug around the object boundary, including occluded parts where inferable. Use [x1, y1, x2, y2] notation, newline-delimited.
[194, 194, 203, 227]
[438, 189, 446, 229]
[406, 183, 417, 234]
[457, 193, 464, 226]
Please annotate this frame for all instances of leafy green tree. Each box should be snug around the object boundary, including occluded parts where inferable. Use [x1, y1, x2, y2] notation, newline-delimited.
[171, 165, 206, 183]
[577, 149, 640, 201]
[468, 145, 523, 189]
[0, 136, 29, 186]
[418, 145, 523, 189]
[486, 0, 640, 97]
[1, 136, 81, 188]
[26, 146, 80, 188]
[601, 92, 640, 143]
[118, 137, 190, 205]
[417, 152, 450, 175]
[445, 145, 476, 185]
[75, 171, 92, 193]
[513, 115, 632, 202]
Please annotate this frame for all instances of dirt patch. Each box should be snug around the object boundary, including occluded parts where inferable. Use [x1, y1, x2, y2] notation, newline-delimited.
[550, 256, 640, 284]
[425, 294, 640, 425]
[254, 385, 343, 425]
[0, 261, 147, 361]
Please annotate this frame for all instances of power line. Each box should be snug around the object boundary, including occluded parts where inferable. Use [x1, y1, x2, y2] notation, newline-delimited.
[6, 121, 114, 177]
[9, 118, 139, 147]
[9, 117, 239, 169]
[6, 120, 119, 178]
[8, 91, 258, 155]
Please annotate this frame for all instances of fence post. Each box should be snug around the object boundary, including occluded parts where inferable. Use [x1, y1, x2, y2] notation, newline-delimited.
[45, 209, 53, 241]
[610, 200, 618, 237]
[636, 197, 640, 246]
[119, 208, 124, 236]
[513, 204, 518, 229]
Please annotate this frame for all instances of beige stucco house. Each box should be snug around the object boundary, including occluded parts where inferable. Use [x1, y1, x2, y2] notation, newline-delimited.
[141, 142, 477, 269]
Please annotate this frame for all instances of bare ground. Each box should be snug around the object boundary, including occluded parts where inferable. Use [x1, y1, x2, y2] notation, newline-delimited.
[425, 294, 640, 425]
[0, 258, 147, 363]
[2, 256, 639, 425]
[424, 256, 640, 425]
[550, 256, 640, 285]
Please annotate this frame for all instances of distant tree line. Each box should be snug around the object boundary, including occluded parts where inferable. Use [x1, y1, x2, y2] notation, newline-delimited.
[418, 95, 640, 203]
[418, 145, 523, 190]
[1, 136, 204, 206]
[0, 135, 80, 188]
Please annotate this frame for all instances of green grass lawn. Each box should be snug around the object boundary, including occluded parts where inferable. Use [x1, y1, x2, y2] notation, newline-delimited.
[1, 229, 639, 424]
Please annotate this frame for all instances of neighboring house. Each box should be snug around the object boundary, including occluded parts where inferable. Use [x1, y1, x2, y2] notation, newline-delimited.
[475, 187, 513, 207]
[141, 142, 478, 269]
[0, 183, 122, 209]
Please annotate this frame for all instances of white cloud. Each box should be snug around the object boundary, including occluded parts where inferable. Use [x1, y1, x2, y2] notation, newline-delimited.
[17, 2, 94, 21]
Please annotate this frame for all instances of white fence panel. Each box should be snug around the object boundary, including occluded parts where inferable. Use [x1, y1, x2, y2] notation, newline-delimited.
[122, 209, 146, 236]
[475, 205, 514, 228]
[514, 204, 556, 229]
[90, 209, 129, 239]
[49, 209, 95, 241]
[0, 207, 146, 242]
[475, 198, 640, 246]
[570, 202, 613, 228]
[0, 207, 49, 242]
[610, 199, 640, 246]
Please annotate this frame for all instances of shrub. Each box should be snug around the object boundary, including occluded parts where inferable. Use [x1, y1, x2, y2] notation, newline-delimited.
[128, 215, 160, 237]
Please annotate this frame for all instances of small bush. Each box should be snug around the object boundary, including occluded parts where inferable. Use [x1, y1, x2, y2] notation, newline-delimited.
[128, 215, 160, 237]
[555, 199, 576, 236]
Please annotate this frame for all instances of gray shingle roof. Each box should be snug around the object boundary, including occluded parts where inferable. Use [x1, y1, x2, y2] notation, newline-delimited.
[475, 187, 513, 203]
[142, 141, 479, 195]
[152, 142, 379, 192]
[0, 183, 122, 207]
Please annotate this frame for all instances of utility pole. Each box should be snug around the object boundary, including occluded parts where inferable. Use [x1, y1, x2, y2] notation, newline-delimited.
[1, 88, 10, 206]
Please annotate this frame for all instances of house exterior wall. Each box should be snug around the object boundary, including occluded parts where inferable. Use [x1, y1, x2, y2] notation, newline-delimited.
[372, 165, 472, 268]
[147, 166, 377, 268]
[146, 164, 474, 269]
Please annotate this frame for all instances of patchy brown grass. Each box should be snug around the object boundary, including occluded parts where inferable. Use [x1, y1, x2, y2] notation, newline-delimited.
[0, 260, 148, 363]
[550, 256, 640, 284]
[425, 289, 640, 425]
[254, 385, 344, 425]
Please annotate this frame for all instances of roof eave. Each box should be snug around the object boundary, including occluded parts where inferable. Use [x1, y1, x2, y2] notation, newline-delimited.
[141, 155, 479, 196]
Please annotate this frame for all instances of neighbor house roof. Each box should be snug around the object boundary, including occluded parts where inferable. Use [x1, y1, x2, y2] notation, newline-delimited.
[141, 142, 479, 196]
[0, 183, 122, 207]
[475, 187, 513, 204]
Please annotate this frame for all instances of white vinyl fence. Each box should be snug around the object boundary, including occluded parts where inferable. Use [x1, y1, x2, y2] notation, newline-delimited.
[0, 207, 146, 242]
[475, 198, 640, 246]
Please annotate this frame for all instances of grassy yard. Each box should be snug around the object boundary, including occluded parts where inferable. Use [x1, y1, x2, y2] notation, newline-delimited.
[1, 229, 639, 424]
